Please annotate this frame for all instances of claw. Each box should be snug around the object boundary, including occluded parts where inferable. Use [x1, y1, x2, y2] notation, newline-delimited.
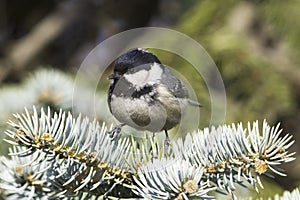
[108, 123, 125, 139]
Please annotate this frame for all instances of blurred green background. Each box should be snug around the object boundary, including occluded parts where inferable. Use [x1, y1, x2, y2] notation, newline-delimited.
[0, 0, 299, 198]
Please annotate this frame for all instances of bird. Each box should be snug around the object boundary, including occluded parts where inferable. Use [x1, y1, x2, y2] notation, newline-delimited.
[107, 48, 201, 151]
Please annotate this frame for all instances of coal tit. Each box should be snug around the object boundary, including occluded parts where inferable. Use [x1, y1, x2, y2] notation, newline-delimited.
[108, 48, 201, 149]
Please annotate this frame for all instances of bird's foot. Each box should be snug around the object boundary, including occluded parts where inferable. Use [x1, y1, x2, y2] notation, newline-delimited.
[108, 123, 125, 139]
[164, 130, 171, 156]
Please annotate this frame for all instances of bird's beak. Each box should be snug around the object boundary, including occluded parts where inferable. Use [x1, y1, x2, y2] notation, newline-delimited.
[108, 73, 121, 80]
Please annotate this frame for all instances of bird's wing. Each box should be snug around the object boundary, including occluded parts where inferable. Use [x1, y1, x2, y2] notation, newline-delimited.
[161, 65, 202, 107]
[160, 65, 189, 98]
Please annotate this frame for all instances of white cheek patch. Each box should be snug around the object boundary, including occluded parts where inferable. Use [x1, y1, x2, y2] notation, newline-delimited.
[124, 70, 148, 86]
[124, 63, 163, 86]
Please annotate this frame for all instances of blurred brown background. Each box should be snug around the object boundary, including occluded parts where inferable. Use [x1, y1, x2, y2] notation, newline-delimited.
[0, 0, 299, 198]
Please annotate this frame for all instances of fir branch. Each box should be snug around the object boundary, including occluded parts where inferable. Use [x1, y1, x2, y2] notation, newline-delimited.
[274, 187, 300, 200]
[172, 120, 295, 199]
[241, 187, 300, 200]
[23, 68, 74, 112]
[1, 107, 296, 199]
[0, 69, 74, 117]
[4, 107, 135, 198]
[0, 68, 115, 128]
[133, 159, 215, 200]
[0, 146, 52, 200]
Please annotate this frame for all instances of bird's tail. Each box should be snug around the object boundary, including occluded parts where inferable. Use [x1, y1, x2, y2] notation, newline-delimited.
[188, 99, 202, 107]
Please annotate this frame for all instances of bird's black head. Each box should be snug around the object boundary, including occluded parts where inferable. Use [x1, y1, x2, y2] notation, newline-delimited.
[113, 48, 161, 75]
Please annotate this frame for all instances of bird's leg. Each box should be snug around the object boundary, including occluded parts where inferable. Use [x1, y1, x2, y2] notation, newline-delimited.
[150, 132, 157, 161]
[108, 123, 126, 139]
[164, 129, 171, 155]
